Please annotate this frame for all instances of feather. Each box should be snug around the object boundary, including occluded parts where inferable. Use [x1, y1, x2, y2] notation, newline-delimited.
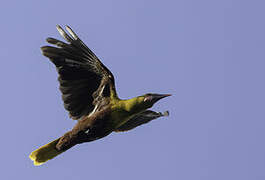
[41, 25, 116, 120]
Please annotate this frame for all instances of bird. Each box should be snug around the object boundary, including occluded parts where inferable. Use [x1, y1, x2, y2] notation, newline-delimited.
[29, 25, 171, 166]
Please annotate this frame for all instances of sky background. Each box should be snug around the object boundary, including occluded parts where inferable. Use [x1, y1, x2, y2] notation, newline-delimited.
[1, 0, 265, 179]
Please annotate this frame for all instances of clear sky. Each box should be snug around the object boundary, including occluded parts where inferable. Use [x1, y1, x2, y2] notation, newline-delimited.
[1, 0, 265, 179]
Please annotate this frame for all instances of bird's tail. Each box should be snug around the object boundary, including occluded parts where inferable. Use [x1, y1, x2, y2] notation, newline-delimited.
[29, 138, 64, 166]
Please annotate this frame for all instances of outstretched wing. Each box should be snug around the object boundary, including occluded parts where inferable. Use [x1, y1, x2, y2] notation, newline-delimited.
[41, 25, 116, 120]
[115, 110, 169, 132]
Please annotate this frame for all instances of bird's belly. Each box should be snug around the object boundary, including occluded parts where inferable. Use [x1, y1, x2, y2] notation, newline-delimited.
[75, 119, 113, 144]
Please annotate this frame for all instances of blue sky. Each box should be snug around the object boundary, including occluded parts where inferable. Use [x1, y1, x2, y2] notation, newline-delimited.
[1, 0, 265, 179]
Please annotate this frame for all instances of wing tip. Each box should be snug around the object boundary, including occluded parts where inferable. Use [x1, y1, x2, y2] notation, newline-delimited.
[65, 25, 78, 40]
[55, 24, 73, 42]
[56, 24, 62, 31]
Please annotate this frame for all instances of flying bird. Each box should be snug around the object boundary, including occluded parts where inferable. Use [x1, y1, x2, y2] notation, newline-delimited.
[29, 25, 171, 166]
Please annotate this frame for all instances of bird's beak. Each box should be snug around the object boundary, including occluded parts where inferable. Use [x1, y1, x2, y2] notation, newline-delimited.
[151, 94, 171, 103]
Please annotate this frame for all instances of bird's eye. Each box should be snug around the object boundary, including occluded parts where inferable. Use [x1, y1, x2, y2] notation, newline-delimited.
[144, 96, 152, 102]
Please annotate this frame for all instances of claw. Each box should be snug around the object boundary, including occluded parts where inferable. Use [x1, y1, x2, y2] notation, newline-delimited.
[163, 111, 169, 116]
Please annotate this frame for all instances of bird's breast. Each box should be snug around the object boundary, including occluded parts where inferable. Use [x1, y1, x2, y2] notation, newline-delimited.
[110, 109, 132, 129]
[109, 98, 142, 129]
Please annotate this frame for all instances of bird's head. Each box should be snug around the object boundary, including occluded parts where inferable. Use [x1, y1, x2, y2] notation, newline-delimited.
[121, 93, 171, 115]
[139, 93, 172, 109]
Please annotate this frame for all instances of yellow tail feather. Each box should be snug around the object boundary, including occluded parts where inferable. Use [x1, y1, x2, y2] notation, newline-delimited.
[29, 138, 62, 166]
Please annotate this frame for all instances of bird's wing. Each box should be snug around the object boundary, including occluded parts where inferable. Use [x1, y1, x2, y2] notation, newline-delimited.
[41, 25, 116, 120]
[115, 110, 169, 132]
